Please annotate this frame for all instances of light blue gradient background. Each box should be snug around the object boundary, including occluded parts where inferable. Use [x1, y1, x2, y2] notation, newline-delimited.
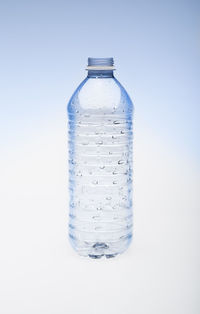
[0, 0, 199, 161]
[0, 1, 199, 314]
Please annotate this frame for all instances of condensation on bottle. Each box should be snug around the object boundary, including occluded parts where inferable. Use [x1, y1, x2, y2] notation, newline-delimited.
[67, 57, 134, 258]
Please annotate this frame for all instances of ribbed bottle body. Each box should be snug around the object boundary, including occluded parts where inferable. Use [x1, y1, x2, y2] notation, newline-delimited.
[68, 74, 134, 258]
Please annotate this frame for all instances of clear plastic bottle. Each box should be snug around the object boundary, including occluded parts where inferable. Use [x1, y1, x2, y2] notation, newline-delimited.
[67, 57, 134, 258]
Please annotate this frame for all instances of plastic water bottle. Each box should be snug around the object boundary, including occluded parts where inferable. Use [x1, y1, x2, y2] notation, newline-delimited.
[67, 57, 134, 258]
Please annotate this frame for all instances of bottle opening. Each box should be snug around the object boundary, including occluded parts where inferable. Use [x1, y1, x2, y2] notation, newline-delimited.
[86, 57, 115, 70]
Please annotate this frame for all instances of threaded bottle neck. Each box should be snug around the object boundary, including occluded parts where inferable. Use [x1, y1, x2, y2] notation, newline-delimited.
[86, 57, 115, 78]
[88, 57, 114, 67]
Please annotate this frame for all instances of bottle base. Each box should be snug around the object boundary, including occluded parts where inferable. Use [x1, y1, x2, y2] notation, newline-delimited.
[88, 251, 118, 259]
[69, 234, 132, 259]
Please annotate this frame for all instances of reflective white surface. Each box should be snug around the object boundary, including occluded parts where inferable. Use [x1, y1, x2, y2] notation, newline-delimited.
[0, 116, 199, 314]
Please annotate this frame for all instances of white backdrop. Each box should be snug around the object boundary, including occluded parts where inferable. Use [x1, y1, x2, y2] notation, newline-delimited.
[0, 114, 199, 314]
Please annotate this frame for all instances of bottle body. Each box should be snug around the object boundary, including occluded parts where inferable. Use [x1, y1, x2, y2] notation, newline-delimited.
[67, 59, 134, 258]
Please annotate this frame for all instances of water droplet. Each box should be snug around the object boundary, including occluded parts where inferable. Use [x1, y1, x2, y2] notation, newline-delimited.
[113, 181, 117, 185]
[76, 171, 82, 177]
[76, 110, 79, 113]
[99, 165, 105, 169]
[106, 196, 112, 200]
[97, 207, 102, 211]
[112, 170, 117, 175]
[112, 135, 116, 139]
[82, 141, 89, 145]
[108, 151, 112, 155]
[113, 120, 120, 125]
[121, 130, 125, 134]
[118, 160, 124, 165]
[92, 180, 98, 185]
[97, 140, 103, 145]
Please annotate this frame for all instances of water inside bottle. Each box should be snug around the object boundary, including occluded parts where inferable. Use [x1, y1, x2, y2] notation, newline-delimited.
[68, 112, 133, 258]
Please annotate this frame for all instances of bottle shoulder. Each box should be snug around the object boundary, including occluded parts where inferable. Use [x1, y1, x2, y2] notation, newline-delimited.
[67, 76, 134, 115]
[113, 77, 134, 110]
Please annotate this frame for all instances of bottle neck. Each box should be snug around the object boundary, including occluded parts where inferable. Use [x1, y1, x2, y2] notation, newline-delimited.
[87, 70, 114, 78]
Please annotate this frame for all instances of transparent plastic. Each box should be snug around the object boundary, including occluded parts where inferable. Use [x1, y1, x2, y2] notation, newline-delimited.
[67, 58, 134, 258]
